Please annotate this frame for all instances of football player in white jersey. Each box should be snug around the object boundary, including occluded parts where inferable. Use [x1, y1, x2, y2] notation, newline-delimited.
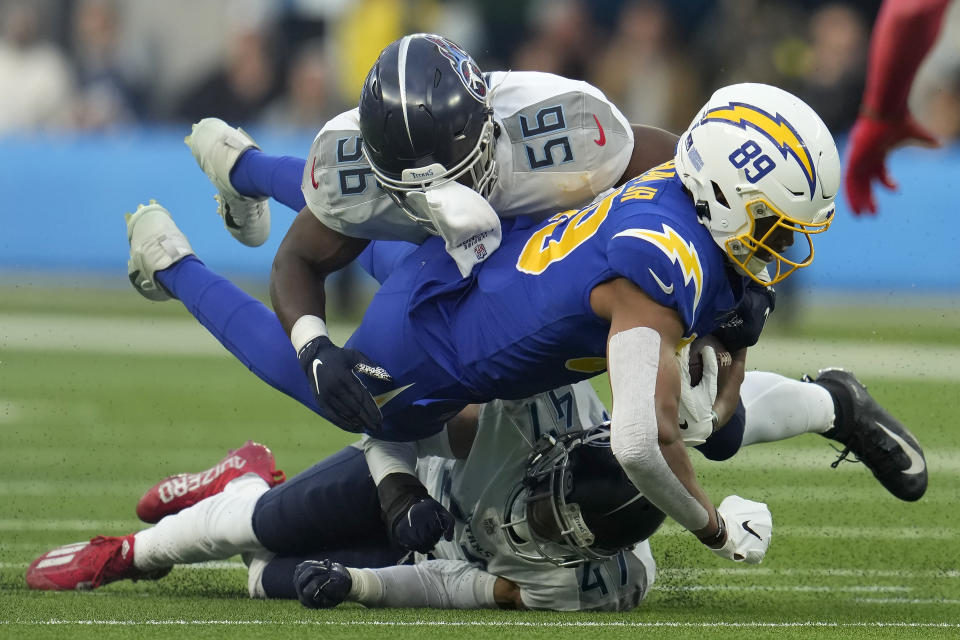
[26, 383, 675, 612]
[187, 33, 678, 434]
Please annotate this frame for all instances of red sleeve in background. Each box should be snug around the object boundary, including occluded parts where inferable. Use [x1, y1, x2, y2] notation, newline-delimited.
[862, 0, 950, 118]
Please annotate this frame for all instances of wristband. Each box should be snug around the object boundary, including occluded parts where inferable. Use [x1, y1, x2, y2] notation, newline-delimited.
[711, 411, 720, 431]
[291, 315, 329, 352]
[699, 509, 726, 549]
[377, 472, 429, 529]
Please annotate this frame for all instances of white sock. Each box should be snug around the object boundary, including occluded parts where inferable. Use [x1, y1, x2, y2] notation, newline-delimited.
[133, 473, 269, 571]
[246, 551, 275, 599]
[740, 371, 835, 446]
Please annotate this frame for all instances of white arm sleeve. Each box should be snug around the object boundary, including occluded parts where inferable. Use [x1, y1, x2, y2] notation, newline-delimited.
[607, 327, 710, 532]
[362, 436, 418, 484]
[362, 428, 456, 485]
[347, 560, 498, 609]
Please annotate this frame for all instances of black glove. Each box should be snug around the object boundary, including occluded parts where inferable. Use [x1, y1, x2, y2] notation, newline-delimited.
[713, 283, 776, 352]
[294, 559, 352, 609]
[297, 335, 392, 433]
[378, 473, 455, 553]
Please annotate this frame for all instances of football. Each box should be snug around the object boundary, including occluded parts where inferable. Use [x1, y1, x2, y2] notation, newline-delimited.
[688, 335, 732, 386]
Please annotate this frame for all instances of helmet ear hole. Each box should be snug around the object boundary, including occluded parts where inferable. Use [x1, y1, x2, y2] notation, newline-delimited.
[711, 181, 730, 209]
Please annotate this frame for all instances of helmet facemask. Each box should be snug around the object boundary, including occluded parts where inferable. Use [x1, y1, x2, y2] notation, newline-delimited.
[722, 195, 834, 285]
[362, 114, 499, 233]
[501, 425, 664, 567]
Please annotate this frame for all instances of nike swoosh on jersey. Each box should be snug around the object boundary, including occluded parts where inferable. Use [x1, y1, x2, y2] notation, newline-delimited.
[372, 383, 415, 409]
[741, 520, 763, 541]
[876, 421, 926, 474]
[648, 268, 674, 295]
[592, 114, 606, 146]
[310, 156, 320, 189]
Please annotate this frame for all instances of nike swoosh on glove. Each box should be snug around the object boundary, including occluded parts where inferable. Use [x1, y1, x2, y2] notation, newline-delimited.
[710, 495, 772, 564]
[393, 497, 456, 553]
[297, 335, 392, 433]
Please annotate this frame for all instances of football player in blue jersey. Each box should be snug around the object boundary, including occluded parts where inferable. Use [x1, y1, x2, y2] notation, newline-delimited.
[117, 82, 927, 568]
[186, 33, 679, 435]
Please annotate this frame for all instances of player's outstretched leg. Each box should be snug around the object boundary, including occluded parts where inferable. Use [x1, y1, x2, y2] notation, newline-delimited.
[185, 118, 271, 247]
[136, 440, 286, 524]
[807, 368, 927, 501]
[126, 201, 195, 301]
[124, 200, 322, 416]
[25, 535, 170, 591]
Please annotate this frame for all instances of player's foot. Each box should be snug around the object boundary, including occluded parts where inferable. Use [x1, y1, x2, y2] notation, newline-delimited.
[136, 440, 286, 524]
[185, 118, 271, 247]
[806, 368, 927, 501]
[25, 535, 170, 590]
[126, 201, 195, 302]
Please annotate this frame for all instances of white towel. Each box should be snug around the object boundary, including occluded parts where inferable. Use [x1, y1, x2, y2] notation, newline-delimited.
[405, 181, 502, 278]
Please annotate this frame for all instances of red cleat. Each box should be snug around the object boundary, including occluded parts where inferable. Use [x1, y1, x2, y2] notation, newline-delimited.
[25, 535, 170, 591]
[136, 440, 286, 523]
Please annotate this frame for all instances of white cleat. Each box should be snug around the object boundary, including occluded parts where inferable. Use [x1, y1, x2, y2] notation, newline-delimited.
[125, 201, 195, 301]
[185, 118, 271, 247]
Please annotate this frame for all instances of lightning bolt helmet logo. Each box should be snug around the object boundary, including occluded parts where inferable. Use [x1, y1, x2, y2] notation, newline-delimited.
[699, 102, 816, 198]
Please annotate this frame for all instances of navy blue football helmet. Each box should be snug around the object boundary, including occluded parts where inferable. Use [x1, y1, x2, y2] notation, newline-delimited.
[502, 424, 666, 566]
[358, 33, 498, 229]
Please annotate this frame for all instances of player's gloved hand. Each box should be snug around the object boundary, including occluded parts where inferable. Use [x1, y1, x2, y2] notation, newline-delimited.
[297, 335, 392, 434]
[708, 495, 772, 564]
[378, 472, 455, 553]
[393, 497, 456, 553]
[294, 559, 352, 609]
[677, 344, 720, 446]
[844, 113, 939, 215]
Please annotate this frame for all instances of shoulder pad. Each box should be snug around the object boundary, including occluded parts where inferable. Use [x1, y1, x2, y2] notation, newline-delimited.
[302, 109, 430, 242]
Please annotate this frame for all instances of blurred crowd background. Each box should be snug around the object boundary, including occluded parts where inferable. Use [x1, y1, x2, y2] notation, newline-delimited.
[2, 0, 960, 316]
[4, 0, 960, 140]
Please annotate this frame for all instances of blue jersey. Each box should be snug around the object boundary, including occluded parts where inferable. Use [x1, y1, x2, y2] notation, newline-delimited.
[348, 162, 745, 440]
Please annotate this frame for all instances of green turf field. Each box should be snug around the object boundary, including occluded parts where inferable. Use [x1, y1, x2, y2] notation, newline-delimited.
[1, 286, 958, 639]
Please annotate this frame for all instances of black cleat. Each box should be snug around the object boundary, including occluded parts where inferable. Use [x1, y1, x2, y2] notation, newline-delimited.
[805, 368, 927, 501]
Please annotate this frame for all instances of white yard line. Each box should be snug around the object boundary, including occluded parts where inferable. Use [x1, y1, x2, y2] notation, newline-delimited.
[2, 620, 958, 628]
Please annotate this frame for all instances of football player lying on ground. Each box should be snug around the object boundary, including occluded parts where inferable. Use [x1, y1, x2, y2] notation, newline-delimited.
[118, 83, 925, 566]
[185, 32, 679, 434]
[27, 384, 681, 611]
[26, 357, 921, 607]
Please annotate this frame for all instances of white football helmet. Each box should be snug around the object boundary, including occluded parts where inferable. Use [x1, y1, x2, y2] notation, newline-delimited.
[674, 83, 840, 285]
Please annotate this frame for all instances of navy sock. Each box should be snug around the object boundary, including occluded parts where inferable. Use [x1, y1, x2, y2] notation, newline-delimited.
[154, 256, 320, 414]
[229, 149, 307, 212]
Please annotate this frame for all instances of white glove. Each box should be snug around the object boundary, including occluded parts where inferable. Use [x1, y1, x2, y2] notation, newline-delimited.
[405, 181, 502, 278]
[710, 495, 772, 564]
[677, 344, 719, 446]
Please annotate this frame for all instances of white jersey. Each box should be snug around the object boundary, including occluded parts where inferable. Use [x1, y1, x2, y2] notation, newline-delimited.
[417, 381, 656, 612]
[301, 71, 634, 243]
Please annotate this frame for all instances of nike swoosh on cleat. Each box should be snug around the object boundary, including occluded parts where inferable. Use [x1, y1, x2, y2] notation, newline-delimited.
[372, 383, 415, 409]
[592, 114, 606, 146]
[742, 520, 763, 541]
[876, 421, 926, 475]
[648, 268, 674, 295]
